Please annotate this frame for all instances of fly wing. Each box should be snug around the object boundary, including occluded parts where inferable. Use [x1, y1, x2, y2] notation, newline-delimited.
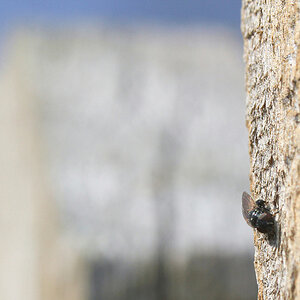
[242, 192, 255, 226]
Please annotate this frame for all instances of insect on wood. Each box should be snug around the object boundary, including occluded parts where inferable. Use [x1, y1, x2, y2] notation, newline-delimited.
[242, 192, 275, 233]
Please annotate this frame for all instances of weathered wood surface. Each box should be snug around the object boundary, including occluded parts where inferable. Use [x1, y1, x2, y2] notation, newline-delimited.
[241, 1, 300, 299]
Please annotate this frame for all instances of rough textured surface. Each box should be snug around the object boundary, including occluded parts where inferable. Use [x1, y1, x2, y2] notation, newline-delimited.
[241, 0, 300, 299]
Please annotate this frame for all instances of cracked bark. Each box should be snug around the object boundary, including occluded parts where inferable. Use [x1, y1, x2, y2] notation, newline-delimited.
[241, 0, 300, 299]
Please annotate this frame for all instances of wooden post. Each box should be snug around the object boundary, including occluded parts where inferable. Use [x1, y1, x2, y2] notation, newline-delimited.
[241, 1, 300, 299]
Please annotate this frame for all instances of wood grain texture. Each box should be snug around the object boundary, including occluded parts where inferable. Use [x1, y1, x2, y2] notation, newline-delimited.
[241, 0, 300, 299]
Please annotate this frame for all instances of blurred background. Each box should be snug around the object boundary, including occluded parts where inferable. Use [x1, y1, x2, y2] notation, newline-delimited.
[0, 1, 256, 300]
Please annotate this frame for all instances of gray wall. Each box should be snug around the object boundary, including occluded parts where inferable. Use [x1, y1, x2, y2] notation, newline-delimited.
[1, 26, 255, 299]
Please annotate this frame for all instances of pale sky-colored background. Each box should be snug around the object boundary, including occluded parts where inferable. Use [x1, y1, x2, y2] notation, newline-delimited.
[0, 1, 241, 32]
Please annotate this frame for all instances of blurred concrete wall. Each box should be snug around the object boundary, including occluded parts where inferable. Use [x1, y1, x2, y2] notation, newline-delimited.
[0, 26, 254, 300]
[22, 26, 250, 259]
[0, 34, 87, 300]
